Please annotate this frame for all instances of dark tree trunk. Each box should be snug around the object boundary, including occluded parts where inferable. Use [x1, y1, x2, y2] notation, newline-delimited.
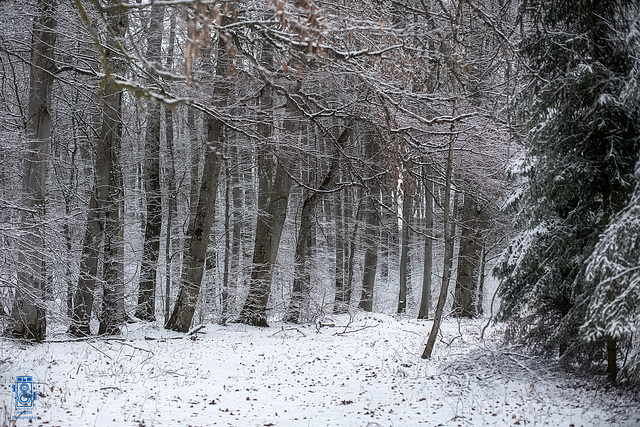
[287, 128, 349, 323]
[453, 191, 484, 318]
[398, 169, 413, 314]
[163, 11, 177, 322]
[607, 337, 618, 383]
[238, 158, 292, 326]
[418, 163, 434, 319]
[8, 0, 57, 341]
[165, 36, 229, 332]
[99, 158, 125, 335]
[333, 184, 347, 313]
[222, 158, 231, 324]
[359, 133, 381, 312]
[136, 3, 164, 321]
[187, 107, 201, 226]
[345, 190, 361, 311]
[70, 2, 125, 336]
[423, 117, 456, 359]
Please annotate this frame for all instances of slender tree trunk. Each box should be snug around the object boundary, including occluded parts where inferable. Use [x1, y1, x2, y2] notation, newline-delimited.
[165, 36, 228, 332]
[607, 336, 618, 383]
[222, 159, 231, 324]
[238, 44, 294, 326]
[99, 155, 125, 335]
[136, 3, 164, 321]
[8, 0, 57, 341]
[238, 157, 292, 326]
[473, 244, 486, 316]
[418, 164, 434, 319]
[230, 144, 243, 293]
[164, 11, 177, 322]
[287, 128, 349, 323]
[398, 168, 413, 314]
[187, 107, 201, 226]
[64, 139, 78, 318]
[345, 190, 361, 310]
[423, 116, 456, 359]
[70, 1, 125, 336]
[333, 184, 347, 313]
[359, 133, 380, 312]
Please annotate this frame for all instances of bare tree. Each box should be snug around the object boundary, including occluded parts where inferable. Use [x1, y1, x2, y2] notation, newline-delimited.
[136, 3, 165, 321]
[165, 33, 230, 332]
[70, 0, 127, 336]
[8, 0, 57, 341]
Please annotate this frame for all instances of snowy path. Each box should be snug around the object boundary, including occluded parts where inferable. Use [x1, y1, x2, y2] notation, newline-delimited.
[1, 314, 638, 426]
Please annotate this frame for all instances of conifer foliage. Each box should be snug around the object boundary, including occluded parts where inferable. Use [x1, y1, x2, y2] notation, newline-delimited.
[496, 0, 640, 378]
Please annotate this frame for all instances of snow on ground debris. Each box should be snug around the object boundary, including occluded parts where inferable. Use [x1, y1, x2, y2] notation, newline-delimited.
[1, 314, 639, 426]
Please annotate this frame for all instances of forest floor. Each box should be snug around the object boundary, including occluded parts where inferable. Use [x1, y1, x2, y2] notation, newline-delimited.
[1, 313, 639, 426]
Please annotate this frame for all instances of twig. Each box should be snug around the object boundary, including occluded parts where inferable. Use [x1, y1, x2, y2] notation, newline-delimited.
[333, 324, 378, 336]
[187, 324, 206, 336]
[270, 326, 307, 337]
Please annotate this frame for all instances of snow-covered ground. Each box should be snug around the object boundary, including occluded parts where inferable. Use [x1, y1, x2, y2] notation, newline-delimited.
[1, 314, 639, 426]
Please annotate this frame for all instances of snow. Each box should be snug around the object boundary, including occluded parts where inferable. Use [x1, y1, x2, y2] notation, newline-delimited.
[1, 314, 639, 426]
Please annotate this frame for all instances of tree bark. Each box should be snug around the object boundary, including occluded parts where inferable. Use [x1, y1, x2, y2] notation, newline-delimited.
[8, 0, 57, 341]
[165, 36, 228, 332]
[333, 183, 347, 313]
[607, 336, 618, 383]
[358, 133, 380, 312]
[286, 128, 349, 323]
[238, 157, 292, 326]
[398, 168, 413, 314]
[422, 118, 456, 359]
[453, 191, 484, 318]
[187, 107, 201, 227]
[99, 153, 125, 335]
[136, 3, 164, 321]
[70, 1, 126, 336]
[418, 163, 434, 319]
[163, 12, 177, 322]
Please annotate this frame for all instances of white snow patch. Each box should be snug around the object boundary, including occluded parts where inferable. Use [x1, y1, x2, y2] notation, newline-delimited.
[0, 315, 638, 426]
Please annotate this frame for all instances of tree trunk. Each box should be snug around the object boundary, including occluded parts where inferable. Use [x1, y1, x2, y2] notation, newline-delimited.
[163, 11, 177, 322]
[222, 158, 231, 324]
[345, 190, 361, 312]
[418, 163, 434, 319]
[165, 36, 228, 332]
[8, 0, 57, 341]
[238, 157, 292, 326]
[70, 1, 125, 336]
[136, 3, 164, 321]
[359, 133, 380, 312]
[99, 154, 125, 335]
[422, 117, 456, 359]
[607, 336, 618, 383]
[333, 184, 347, 313]
[238, 44, 294, 326]
[474, 244, 486, 316]
[287, 127, 349, 323]
[453, 191, 484, 318]
[187, 107, 201, 226]
[230, 144, 243, 295]
[398, 170, 413, 314]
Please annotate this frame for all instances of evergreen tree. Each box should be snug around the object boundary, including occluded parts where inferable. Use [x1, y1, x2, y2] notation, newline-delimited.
[495, 0, 640, 369]
[583, 162, 640, 381]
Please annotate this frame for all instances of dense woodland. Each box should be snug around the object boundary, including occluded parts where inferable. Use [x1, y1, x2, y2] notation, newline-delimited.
[1, 0, 639, 384]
